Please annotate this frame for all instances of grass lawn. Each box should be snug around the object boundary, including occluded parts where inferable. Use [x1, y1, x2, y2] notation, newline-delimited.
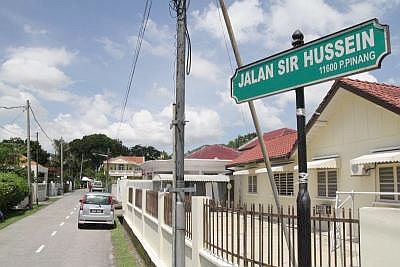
[0, 198, 58, 230]
[111, 217, 140, 267]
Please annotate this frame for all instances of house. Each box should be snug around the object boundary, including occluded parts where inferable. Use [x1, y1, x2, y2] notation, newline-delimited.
[19, 155, 48, 182]
[227, 128, 297, 205]
[103, 156, 145, 180]
[141, 144, 240, 200]
[228, 78, 400, 213]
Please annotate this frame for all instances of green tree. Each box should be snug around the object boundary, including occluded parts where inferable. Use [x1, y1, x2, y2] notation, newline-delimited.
[129, 145, 169, 160]
[227, 132, 257, 149]
[0, 172, 29, 213]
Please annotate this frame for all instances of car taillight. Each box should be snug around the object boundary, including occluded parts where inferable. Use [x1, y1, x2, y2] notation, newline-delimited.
[109, 196, 114, 211]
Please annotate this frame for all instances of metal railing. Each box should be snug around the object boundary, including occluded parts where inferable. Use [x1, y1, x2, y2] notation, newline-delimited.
[146, 190, 158, 218]
[163, 192, 192, 239]
[203, 200, 360, 267]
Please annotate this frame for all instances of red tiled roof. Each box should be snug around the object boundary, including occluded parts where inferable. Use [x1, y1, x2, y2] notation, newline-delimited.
[185, 144, 240, 160]
[228, 129, 297, 166]
[239, 128, 296, 151]
[339, 78, 400, 113]
[105, 156, 145, 164]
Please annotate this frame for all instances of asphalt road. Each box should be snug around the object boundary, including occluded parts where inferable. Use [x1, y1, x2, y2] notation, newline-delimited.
[0, 190, 114, 267]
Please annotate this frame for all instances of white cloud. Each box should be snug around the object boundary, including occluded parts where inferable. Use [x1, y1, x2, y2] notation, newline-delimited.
[0, 47, 76, 102]
[190, 53, 221, 83]
[23, 24, 47, 35]
[0, 124, 25, 140]
[192, 0, 265, 44]
[96, 37, 125, 59]
[192, 0, 400, 50]
[129, 19, 174, 58]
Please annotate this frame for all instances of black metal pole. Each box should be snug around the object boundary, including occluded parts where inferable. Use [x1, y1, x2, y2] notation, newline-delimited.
[292, 30, 311, 267]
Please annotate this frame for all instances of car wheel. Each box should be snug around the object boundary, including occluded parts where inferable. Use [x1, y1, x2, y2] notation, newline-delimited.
[78, 223, 84, 229]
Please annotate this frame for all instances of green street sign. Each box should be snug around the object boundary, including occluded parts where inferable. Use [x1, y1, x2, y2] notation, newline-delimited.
[231, 19, 390, 103]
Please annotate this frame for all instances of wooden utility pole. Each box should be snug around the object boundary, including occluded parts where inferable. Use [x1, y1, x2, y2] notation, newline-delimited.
[26, 100, 32, 208]
[36, 132, 39, 206]
[173, 0, 187, 266]
[60, 137, 64, 195]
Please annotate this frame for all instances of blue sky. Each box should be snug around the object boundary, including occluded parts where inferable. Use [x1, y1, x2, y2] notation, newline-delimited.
[0, 0, 399, 153]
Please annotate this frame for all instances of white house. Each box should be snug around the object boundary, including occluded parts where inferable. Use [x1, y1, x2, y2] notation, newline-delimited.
[228, 78, 400, 213]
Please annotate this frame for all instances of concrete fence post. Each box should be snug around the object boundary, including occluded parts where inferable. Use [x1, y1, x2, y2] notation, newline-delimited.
[192, 196, 207, 267]
[142, 189, 147, 237]
[158, 192, 165, 265]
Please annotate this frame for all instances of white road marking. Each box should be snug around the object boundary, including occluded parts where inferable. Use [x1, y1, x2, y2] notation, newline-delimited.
[59, 222, 65, 227]
[74, 207, 77, 211]
[70, 211, 73, 215]
[35, 245, 45, 253]
[51, 231, 57, 237]
[65, 216, 70, 219]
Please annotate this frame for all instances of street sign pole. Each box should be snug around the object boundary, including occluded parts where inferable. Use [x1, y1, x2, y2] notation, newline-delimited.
[292, 30, 311, 267]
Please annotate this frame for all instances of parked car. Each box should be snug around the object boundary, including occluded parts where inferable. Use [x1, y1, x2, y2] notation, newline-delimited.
[92, 180, 104, 192]
[78, 192, 115, 229]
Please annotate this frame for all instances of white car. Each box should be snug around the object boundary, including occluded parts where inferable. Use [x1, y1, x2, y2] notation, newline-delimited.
[78, 192, 115, 229]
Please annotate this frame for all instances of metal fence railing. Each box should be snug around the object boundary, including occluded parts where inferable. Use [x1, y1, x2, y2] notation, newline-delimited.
[203, 200, 360, 267]
[146, 190, 158, 218]
[163, 193, 192, 239]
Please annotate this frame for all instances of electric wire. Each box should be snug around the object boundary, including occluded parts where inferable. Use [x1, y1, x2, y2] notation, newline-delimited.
[214, 0, 251, 135]
[116, 0, 152, 139]
[0, 105, 25, 110]
[0, 109, 25, 137]
[29, 106, 53, 144]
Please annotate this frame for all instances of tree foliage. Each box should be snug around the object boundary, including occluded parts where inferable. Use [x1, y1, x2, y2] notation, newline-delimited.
[226, 132, 257, 149]
[0, 172, 29, 213]
[130, 145, 171, 160]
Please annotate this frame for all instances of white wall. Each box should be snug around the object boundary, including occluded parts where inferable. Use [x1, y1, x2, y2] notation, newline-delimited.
[360, 207, 400, 267]
[122, 185, 230, 267]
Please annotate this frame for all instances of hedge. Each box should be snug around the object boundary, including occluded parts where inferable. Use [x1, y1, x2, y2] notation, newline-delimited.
[0, 172, 29, 213]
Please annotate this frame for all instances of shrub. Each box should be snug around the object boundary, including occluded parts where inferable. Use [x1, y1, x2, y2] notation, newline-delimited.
[0, 172, 29, 213]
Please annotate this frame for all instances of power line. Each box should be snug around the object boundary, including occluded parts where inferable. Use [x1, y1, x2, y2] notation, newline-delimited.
[0, 124, 21, 137]
[0, 109, 25, 137]
[116, 0, 152, 138]
[0, 105, 25, 110]
[215, 0, 251, 134]
[29, 106, 53, 144]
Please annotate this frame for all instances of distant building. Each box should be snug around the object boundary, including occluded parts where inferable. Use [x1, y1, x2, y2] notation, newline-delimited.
[141, 145, 240, 200]
[103, 156, 145, 180]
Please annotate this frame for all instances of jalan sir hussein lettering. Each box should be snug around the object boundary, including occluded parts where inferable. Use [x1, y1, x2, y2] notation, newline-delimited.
[231, 19, 390, 103]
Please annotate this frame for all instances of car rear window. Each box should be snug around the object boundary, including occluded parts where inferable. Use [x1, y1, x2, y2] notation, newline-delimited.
[85, 195, 109, 205]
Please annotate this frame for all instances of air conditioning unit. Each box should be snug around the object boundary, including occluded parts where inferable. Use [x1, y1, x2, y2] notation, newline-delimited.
[316, 204, 332, 216]
[350, 164, 368, 176]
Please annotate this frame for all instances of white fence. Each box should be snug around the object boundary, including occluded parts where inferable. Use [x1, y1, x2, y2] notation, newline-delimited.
[121, 185, 230, 267]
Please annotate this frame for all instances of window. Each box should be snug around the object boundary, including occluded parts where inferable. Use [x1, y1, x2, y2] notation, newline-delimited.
[118, 164, 124, 170]
[317, 170, 337, 198]
[379, 165, 400, 201]
[248, 176, 257, 193]
[273, 172, 294, 196]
